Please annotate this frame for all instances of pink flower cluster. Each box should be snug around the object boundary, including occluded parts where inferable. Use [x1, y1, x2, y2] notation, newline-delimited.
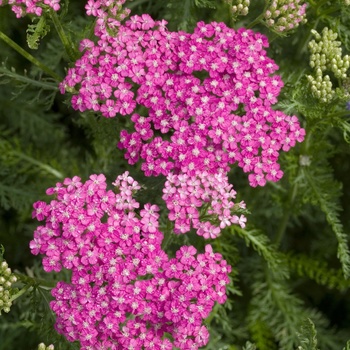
[61, 12, 305, 188]
[31, 172, 231, 350]
[265, 0, 307, 32]
[0, 0, 60, 17]
[85, 0, 131, 36]
[163, 170, 246, 237]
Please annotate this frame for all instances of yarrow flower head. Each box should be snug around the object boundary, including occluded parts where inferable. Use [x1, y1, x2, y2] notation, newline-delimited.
[307, 27, 350, 103]
[163, 170, 247, 237]
[228, 0, 250, 18]
[264, 0, 307, 33]
[31, 172, 232, 349]
[62, 11, 305, 187]
[85, 0, 131, 36]
[0, 259, 17, 315]
[0, 0, 60, 17]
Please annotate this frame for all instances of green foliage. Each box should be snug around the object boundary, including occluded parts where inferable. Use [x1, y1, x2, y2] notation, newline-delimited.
[249, 319, 276, 350]
[165, 0, 223, 30]
[0, 261, 79, 350]
[229, 226, 289, 279]
[1, 0, 350, 349]
[242, 341, 257, 350]
[0, 63, 58, 111]
[193, 0, 217, 9]
[287, 253, 350, 290]
[299, 145, 350, 278]
[297, 318, 319, 350]
[247, 268, 306, 349]
[27, 17, 50, 50]
[343, 340, 350, 350]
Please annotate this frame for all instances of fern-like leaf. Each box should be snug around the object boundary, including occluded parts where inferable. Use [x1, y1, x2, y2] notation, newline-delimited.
[302, 167, 350, 278]
[247, 268, 305, 350]
[249, 319, 277, 350]
[229, 226, 289, 278]
[26, 17, 50, 50]
[242, 341, 257, 350]
[194, 0, 217, 8]
[297, 318, 319, 350]
[287, 253, 350, 290]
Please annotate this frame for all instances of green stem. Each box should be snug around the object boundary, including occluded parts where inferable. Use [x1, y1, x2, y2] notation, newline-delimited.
[14, 272, 56, 289]
[296, 18, 320, 60]
[319, 6, 341, 18]
[9, 284, 32, 302]
[127, 0, 150, 9]
[37, 286, 56, 323]
[225, 1, 235, 28]
[314, 0, 332, 12]
[274, 181, 298, 247]
[327, 110, 350, 119]
[182, 0, 192, 30]
[205, 302, 220, 326]
[246, 0, 269, 29]
[12, 150, 64, 179]
[0, 31, 62, 81]
[0, 66, 59, 90]
[274, 129, 312, 247]
[161, 220, 174, 250]
[246, 13, 264, 29]
[48, 9, 79, 62]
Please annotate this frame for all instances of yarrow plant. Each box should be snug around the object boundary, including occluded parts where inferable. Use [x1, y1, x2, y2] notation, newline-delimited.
[61, 6, 305, 189]
[59, 0, 306, 240]
[2, 0, 350, 349]
[31, 172, 231, 349]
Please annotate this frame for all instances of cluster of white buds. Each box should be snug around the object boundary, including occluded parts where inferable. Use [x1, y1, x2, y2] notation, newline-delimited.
[343, 0, 350, 5]
[232, 0, 250, 16]
[0, 260, 17, 314]
[38, 343, 54, 350]
[307, 27, 350, 103]
[264, 0, 307, 32]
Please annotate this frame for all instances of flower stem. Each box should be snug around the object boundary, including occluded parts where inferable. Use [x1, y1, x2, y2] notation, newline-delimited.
[246, 1, 268, 29]
[12, 150, 64, 179]
[274, 130, 311, 247]
[296, 18, 319, 60]
[0, 31, 62, 81]
[274, 180, 298, 247]
[246, 13, 264, 29]
[9, 284, 32, 302]
[14, 272, 56, 289]
[0, 66, 59, 90]
[48, 9, 79, 62]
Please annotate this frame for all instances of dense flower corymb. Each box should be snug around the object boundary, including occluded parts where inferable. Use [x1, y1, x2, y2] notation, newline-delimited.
[0, 0, 60, 17]
[264, 0, 307, 32]
[0, 260, 17, 315]
[163, 170, 246, 237]
[31, 172, 232, 349]
[62, 14, 305, 187]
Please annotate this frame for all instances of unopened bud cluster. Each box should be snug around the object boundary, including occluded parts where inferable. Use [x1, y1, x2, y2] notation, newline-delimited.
[38, 343, 54, 350]
[307, 28, 350, 103]
[0, 260, 17, 314]
[264, 0, 307, 32]
[229, 0, 250, 17]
